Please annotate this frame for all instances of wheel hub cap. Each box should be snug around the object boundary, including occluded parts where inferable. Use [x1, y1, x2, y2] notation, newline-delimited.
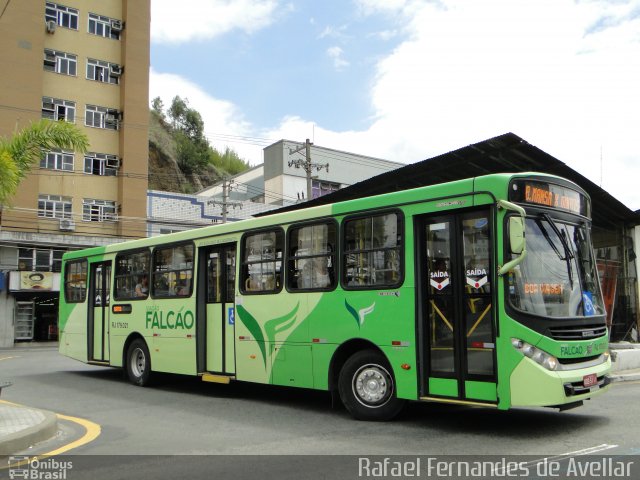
[354, 366, 390, 405]
[131, 348, 146, 377]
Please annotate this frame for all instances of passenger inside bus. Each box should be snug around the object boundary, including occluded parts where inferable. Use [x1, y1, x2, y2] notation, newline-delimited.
[135, 275, 148, 297]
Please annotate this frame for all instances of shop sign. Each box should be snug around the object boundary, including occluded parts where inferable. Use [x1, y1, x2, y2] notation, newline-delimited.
[8, 271, 60, 292]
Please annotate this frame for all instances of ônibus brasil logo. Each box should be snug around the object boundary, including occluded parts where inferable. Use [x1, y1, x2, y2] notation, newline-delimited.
[8, 456, 72, 479]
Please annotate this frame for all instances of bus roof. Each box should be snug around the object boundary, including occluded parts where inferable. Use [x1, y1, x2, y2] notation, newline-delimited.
[62, 172, 573, 261]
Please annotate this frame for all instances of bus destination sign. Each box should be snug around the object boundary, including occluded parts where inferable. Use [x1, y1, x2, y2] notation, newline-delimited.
[511, 180, 588, 216]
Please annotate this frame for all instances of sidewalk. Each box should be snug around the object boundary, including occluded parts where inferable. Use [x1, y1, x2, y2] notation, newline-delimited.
[0, 401, 57, 457]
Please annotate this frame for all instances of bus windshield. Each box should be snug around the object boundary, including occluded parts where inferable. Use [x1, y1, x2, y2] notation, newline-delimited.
[507, 215, 605, 318]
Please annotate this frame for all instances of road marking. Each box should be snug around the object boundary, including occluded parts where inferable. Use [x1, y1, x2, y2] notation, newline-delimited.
[493, 444, 619, 476]
[0, 399, 101, 466]
[0, 356, 18, 361]
[527, 444, 619, 466]
[557, 444, 618, 456]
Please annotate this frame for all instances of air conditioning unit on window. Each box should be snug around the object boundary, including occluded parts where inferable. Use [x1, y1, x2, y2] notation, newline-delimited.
[109, 64, 123, 77]
[59, 218, 75, 231]
[105, 113, 117, 123]
[46, 20, 57, 33]
[110, 19, 123, 32]
[106, 157, 121, 169]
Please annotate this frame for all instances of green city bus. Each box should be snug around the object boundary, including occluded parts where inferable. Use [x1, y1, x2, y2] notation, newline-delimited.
[58, 172, 611, 420]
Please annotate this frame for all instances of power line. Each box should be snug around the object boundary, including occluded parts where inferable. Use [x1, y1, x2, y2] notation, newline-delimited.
[0, 0, 11, 20]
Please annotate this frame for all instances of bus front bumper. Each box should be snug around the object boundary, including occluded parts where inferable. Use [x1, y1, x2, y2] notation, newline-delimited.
[509, 356, 611, 408]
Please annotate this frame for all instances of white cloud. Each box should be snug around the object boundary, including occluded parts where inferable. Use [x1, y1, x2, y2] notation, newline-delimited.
[273, 0, 640, 209]
[151, 0, 280, 44]
[327, 46, 350, 70]
[151, 0, 640, 209]
[355, 0, 409, 16]
[318, 24, 349, 40]
[149, 69, 265, 163]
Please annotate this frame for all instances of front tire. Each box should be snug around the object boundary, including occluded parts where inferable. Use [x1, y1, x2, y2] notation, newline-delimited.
[126, 339, 152, 386]
[338, 350, 405, 421]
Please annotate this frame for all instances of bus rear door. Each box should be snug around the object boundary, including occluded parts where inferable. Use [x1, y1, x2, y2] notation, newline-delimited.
[88, 261, 111, 363]
[200, 244, 237, 375]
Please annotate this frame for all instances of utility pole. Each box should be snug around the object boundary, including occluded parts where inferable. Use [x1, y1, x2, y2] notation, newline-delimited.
[288, 138, 329, 201]
[208, 177, 242, 223]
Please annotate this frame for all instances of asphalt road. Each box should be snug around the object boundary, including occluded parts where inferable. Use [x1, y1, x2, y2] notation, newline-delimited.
[1, 346, 639, 478]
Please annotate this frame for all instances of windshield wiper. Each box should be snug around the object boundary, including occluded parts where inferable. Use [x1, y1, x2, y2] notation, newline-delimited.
[542, 213, 574, 288]
[536, 219, 564, 260]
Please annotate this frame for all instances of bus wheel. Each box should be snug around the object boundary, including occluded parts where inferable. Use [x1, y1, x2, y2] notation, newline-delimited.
[338, 350, 405, 421]
[126, 339, 152, 386]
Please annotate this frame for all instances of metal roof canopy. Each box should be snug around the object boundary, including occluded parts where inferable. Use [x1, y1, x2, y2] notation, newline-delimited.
[262, 132, 639, 230]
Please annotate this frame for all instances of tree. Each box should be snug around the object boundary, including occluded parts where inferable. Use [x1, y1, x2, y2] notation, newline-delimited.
[0, 120, 89, 204]
[151, 96, 165, 121]
[168, 96, 188, 130]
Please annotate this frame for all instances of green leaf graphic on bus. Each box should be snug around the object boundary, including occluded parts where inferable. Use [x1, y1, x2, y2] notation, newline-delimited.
[236, 303, 300, 368]
[345, 299, 375, 329]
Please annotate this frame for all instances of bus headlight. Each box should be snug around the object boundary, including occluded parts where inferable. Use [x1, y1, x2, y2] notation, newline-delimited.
[511, 338, 558, 371]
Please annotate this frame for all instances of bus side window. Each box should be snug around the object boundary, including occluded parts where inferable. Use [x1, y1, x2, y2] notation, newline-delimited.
[241, 230, 283, 293]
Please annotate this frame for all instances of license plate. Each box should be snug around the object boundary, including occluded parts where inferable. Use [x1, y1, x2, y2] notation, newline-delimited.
[583, 373, 598, 388]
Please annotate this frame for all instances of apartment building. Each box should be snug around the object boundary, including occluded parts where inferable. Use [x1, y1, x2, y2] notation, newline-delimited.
[0, 1, 150, 346]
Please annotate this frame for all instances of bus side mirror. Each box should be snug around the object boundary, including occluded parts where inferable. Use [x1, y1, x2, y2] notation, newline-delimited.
[497, 200, 527, 276]
[509, 217, 525, 254]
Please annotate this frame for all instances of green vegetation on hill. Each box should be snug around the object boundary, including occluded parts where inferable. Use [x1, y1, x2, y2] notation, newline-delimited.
[148, 96, 250, 193]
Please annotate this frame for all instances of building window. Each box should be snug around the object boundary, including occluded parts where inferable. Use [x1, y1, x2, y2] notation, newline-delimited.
[64, 259, 87, 303]
[241, 230, 284, 293]
[45, 2, 78, 30]
[151, 243, 194, 298]
[38, 194, 72, 219]
[84, 153, 119, 176]
[42, 97, 75, 123]
[287, 222, 337, 291]
[82, 199, 117, 222]
[115, 250, 150, 300]
[86, 58, 120, 85]
[312, 180, 340, 199]
[85, 105, 120, 130]
[18, 248, 65, 272]
[43, 49, 77, 76]
[88, 13, 122, 40]
[343, 212, 403, 288]
[41, 150, 74, 171]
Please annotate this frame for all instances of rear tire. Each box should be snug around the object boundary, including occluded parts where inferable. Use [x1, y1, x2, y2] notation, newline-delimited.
[338, 350, 405, 421]
[126, 339, 152, 386]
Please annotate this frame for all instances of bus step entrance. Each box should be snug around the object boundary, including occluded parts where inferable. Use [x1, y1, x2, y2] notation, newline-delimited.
[201, 373, 234, 384]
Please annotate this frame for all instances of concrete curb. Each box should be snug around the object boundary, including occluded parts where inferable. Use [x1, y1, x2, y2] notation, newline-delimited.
[610, 370, 640, 383]
[610, 348, 640, 372]
[0, 405, 58, 457]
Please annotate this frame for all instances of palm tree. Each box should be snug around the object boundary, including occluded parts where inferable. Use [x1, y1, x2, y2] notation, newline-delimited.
[0, 120, 89, 204]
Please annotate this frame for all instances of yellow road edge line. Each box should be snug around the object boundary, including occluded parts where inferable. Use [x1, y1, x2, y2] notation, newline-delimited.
[0, 400, 101, 467]
[46, 413, 101, 456]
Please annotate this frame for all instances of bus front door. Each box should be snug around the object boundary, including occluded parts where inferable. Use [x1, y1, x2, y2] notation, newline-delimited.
[203, 244, 237, 375]
[88, 261, 111, 363]
[417, 210, 497, 405]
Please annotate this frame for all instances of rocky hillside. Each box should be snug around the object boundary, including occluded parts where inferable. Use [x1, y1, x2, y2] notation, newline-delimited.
[147, 96, 250, 194]
[148, 111, 218, 193]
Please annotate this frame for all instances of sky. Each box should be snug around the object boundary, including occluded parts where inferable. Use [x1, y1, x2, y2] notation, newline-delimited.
[149, 0, 640, 210]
